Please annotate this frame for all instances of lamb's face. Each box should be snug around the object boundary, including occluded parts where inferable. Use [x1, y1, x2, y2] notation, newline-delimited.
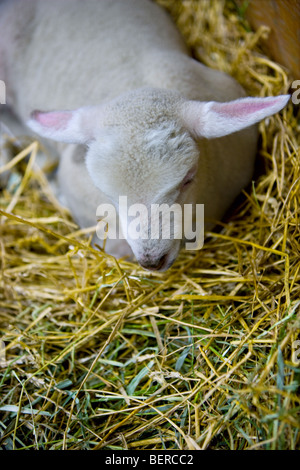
[86, 120, 200, 271]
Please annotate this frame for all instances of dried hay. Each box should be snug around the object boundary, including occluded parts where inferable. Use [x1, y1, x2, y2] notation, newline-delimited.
[0, 0, 299, 450]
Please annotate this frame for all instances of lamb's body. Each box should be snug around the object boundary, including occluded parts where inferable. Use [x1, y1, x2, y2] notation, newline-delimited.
[0, 0, 245, 111]
[0, 0, 289, 270]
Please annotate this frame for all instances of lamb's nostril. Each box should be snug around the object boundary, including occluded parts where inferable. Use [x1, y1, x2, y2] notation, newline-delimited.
[140, 254, 168, 271]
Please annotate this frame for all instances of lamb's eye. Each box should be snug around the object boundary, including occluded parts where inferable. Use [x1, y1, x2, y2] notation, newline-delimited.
[181, 165, 197, 189]
[182, 177, 193, 188]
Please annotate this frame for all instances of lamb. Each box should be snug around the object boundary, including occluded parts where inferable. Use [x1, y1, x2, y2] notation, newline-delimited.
[0, 0, 290, 271]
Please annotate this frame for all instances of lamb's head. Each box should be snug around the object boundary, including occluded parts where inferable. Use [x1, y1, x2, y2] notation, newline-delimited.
[27, 88, 290, 271]
[86, 114, 200, 271]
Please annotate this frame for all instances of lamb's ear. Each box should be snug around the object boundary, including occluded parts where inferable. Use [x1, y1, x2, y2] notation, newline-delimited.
[180, 95, 290, 139]
[27, 106, 102, 144]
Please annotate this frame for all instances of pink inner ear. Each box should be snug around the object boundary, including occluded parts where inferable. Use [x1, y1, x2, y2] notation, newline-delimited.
[32, 111, 72, 130]
[213, 99, 279, 118]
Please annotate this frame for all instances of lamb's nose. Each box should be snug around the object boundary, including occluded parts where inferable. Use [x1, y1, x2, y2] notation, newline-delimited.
[139, 254, 168, 271]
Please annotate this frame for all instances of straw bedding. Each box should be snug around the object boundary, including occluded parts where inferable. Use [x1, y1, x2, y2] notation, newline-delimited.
[0, 0, 299, 450]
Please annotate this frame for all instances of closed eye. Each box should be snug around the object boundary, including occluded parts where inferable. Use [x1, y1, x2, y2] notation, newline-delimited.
[182, 177, 193, 188]
[181, 165, 197, 190]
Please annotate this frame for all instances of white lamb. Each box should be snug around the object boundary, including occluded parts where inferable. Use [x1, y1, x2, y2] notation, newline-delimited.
[0, 0, 290, 271]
